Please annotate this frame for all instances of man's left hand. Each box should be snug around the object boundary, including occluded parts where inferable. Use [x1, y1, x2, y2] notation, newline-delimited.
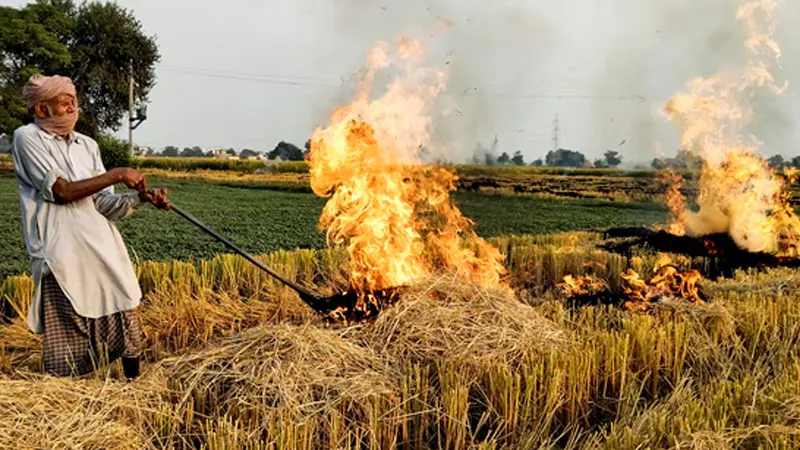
[139, 188, 170, 210]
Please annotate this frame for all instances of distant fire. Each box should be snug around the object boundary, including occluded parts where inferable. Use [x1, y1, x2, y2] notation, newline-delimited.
[658, 170, 687, 236]
[560, 254, 704, 310]
[558, 274, 608, 298]
[656, 0, 800, 257]
[307, 38, 507, 316]
[620, 255, 704, 311]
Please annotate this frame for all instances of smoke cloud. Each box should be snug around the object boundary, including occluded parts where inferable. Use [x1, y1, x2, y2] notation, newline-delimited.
[317, 0, 800, 164]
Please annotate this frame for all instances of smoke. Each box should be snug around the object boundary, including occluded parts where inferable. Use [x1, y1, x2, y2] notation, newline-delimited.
[593, 0, 800, 164]
[317, 0, 799, 164]
[321, 0, 557, 163]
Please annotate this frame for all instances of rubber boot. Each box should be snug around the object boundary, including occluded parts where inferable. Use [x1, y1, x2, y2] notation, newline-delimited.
[122, 356, 140, 380]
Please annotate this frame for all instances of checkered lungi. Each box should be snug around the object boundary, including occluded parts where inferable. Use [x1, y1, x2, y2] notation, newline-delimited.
[41, 273, 143, 377]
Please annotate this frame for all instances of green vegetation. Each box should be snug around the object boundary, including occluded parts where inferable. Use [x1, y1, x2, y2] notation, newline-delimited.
[0, 175, 667, 278]
[133, 156, 269, 173]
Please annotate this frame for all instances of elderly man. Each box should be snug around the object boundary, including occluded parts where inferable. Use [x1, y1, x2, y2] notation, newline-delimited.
[11, 73, 169, 379]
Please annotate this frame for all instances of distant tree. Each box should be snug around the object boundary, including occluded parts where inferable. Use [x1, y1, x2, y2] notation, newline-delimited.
[95, 133, 129, 169]
[180, 146, 204, 157]
[545, 149, 586, 167]
[604, 150, 622, 167]
[226, 148, 236, 156]
[530, 158, 543, 167]
[240, 149, 260, 159]
[767, 154, 785, 169]
[0, 1, 160, 138]
[651, 149, 703, 170]
[471, 141, 495, 165]
[511, 151, 525, 166]
[791, 156, 800, 169]
[594, 158, 607, 168]
[161, 145, 179, 157]
[497, 152, 511, 165]
[205, 150, 213, 157]
[268, 141, 304, 161]
[675, 149, 703, 169]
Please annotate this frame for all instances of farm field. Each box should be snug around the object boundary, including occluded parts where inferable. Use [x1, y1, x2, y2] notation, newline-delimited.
[2, 231, 799, 448]
[0, 173, 668, 279]
[2, 158, 799, 448]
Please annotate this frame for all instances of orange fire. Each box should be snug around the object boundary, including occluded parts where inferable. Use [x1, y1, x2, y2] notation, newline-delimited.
[560, 254, 704, 310]
[659, 0, 800, 257]
[307, 39, 507, 301]
[621, 254, 704, 311]
[658, 169, 687, 236]
[558, 274, 609, 297]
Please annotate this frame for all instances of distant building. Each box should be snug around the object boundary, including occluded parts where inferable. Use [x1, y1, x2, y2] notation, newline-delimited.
[134, 146, 154, 157]
[212, 148, 237, 159]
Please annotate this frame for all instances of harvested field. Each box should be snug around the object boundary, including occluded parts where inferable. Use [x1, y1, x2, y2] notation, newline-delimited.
[0, 175, 668, 279]
[2, 232, 800, 449]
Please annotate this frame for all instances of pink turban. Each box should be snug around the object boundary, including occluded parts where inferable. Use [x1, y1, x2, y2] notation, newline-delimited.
[22, 74, 77, 109]
[22, 74, 79, 135]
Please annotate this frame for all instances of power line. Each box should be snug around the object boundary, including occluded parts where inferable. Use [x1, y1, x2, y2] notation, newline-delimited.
[158, 64, 648, 102]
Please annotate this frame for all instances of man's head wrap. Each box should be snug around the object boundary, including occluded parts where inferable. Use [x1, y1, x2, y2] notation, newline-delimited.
[22, 74, 79, 136]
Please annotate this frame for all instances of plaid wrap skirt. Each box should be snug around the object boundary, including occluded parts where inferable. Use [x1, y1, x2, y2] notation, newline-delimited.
[41, 273, 143, 377]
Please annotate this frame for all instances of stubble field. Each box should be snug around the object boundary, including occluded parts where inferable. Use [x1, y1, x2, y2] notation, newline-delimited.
[0, 156, 799, 449]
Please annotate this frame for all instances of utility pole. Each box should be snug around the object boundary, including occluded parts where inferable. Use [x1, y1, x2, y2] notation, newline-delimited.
[128, 64, 134, 157]
[551, 114, 560, 151]
[128, 61, 147, 158]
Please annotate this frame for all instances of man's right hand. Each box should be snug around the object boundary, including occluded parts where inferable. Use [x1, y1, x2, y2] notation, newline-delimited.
[112, 168, 146, 191]
[53, 167, 148, 204]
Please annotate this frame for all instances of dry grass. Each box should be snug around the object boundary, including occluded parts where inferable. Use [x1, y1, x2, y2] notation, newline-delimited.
[0, 374, 170, 450]
[358, 275, 567, 368]
[1, 232, 799, 449]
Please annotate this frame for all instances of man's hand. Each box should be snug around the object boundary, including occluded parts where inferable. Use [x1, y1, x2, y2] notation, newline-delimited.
[52, 167, 147, 204]
[139, 188, 170, 210]
[112, 168, 146, 191]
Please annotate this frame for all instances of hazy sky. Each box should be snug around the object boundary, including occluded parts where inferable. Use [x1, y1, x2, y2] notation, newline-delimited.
[4, 0, 800, 164]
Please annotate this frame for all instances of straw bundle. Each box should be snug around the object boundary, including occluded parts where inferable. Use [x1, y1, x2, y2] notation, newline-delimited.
[358, 275, 567, 368]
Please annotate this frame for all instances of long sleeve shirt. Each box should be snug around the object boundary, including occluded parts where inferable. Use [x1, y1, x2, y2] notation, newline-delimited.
[11, 123, 143, 334]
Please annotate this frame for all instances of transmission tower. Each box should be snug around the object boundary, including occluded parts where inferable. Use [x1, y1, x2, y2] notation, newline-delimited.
[551, 114, 560, 151]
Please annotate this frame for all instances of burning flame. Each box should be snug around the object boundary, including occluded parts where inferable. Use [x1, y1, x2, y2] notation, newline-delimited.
[558, 274, 608, 297]
[621, 254, 704, 310]
[308, 39, 507, 299]
[560, 254, 704, 310]
[661, 0, 800, 256]
[658, 169, 687, 236]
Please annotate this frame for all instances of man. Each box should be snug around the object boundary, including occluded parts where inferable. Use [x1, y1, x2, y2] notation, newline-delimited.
[11, 73, 169, 379]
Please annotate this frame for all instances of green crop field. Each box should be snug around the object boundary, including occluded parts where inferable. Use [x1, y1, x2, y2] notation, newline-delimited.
[0, 175, 667, 278]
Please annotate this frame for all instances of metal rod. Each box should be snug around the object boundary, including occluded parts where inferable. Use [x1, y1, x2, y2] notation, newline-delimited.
[167, 203, 323, 301]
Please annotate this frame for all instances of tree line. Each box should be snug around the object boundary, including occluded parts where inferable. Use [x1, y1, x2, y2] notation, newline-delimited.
[142, 140, 310, 160]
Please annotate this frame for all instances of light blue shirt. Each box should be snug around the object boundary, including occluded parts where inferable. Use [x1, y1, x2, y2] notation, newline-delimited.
[11, 123, 143, 334]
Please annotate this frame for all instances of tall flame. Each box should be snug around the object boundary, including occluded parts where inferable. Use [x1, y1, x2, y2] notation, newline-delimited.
[663, 0, 800, 256]
[308, 39, 507, 294]
[658, 169, 687, 236]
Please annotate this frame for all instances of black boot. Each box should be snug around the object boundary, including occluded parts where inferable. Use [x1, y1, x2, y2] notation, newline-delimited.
[122, 356, 140, 380]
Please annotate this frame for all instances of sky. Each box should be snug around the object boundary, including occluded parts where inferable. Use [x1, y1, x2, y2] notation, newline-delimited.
[4, 0, 800, 165]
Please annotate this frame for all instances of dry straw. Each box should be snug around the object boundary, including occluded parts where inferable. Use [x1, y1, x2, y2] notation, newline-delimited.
[357, 274, 568, 368]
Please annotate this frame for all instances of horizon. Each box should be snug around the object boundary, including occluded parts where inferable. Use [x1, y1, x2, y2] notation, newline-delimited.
[2, 0, 800, 164]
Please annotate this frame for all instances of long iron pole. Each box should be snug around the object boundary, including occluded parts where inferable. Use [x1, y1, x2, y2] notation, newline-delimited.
[167, 203, 324, 302]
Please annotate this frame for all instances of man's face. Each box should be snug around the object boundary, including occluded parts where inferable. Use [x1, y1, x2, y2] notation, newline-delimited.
[35, 94, 77, 118]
